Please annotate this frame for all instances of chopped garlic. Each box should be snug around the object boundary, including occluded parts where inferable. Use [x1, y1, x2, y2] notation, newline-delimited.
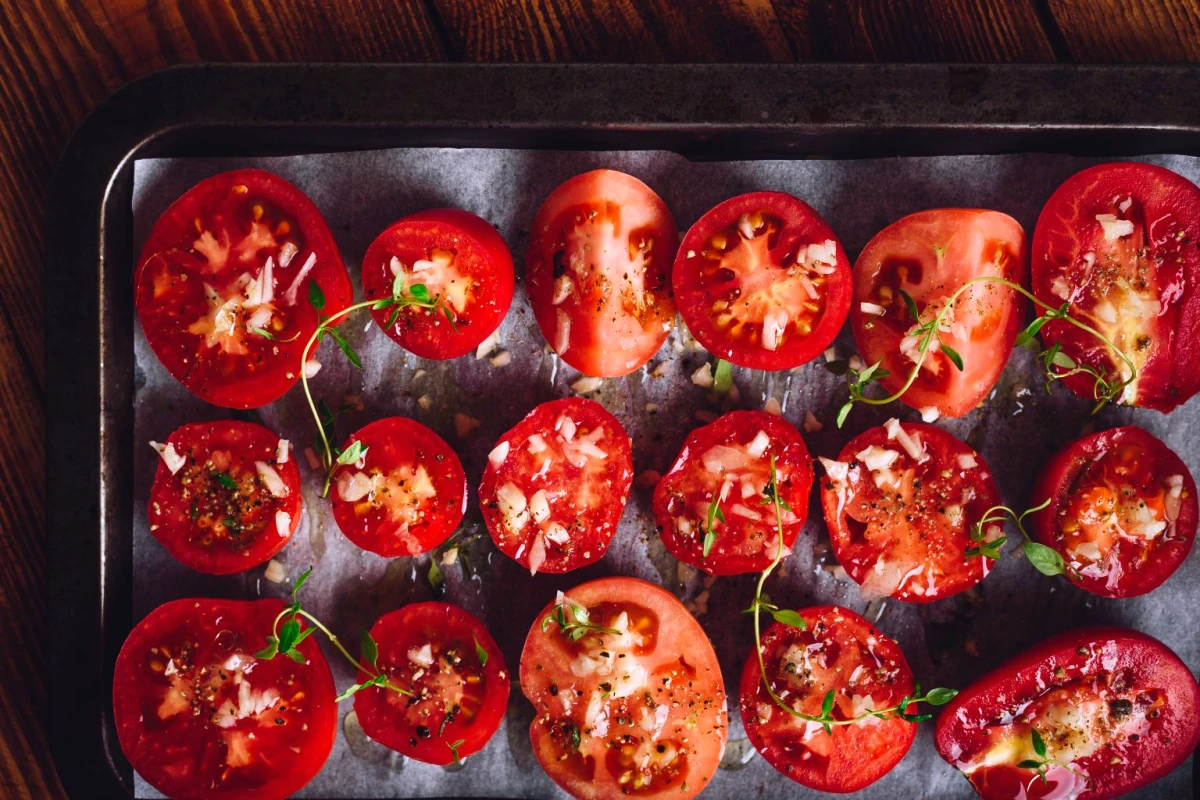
[859, 302, 886, 316]
[149, 441, 187, 475]
[488, 441, 510, 468]
[690, 363, 714, 388]
[571, 376, 603, 394]
[454, 413, 480, 438]
[803, 410, 822, 432]
[276, 439, 290, 464]
[255, 461, 289, 498]
[763, 397, 782, 416]
[475, 330, 500, 359]
[919, 406, 940, 423]
[489, 350, 512, 367]
[264, 559, 287, 583]
[274, 510, 291, 537]
[1096, 214, 1134, 240]
[303, 359, 322, 378]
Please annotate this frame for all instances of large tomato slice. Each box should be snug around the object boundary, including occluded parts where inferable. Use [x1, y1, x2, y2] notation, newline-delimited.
[135, 169, 353, 409]
[1031, 162, 1200, 411]
[520, 578, 727, 800]
[1029, 426, 1197, 598]
[652, 410, 813, 576]
[113, 598, 337, 800]
[674, 192, 852, 371]
[851, 209, 1027, 417]
[526, 170, 679, 377]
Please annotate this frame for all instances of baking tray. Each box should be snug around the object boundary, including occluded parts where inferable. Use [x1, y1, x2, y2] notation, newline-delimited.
[45, 64, 1200, 799]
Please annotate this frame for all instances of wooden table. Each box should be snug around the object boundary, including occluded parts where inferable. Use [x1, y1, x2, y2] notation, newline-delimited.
[3, 1, 1198, 796]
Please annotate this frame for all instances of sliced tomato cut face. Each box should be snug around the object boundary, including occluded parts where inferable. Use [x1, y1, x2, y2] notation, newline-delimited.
[520, 578, 727, 800]
[352, 602, 509, 765]
[135, 169, 353, 409]
[147, 420, 301, 575]
[527, 170, 679, 377]
[480, 397, 633, 574]
[652, 410, 813, 576]
[113, 598, 337, 800]
[851, 209, 1027, 417]
[330, 417, 466, 557]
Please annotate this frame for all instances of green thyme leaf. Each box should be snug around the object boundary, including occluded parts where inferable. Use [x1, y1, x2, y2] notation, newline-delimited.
[1015, 315, 1050, 348]
[923, 687, 957, 706]
[474, 636, 489, 668]
[293, 566, 312, 601]
[325, 328, 363, 370]
[361, 630, 379, 671]
[428, 557, 445, 595]
[308, 281, 326, 311]
[335, 673, 387, 703]
[1017, 760, 1044, 770]
[277, 618, 301, 653]
[941, 343, 965, 372]
[712, 359, 733, 394]
[899, 289, 920, 323]
[836, 400, 854, 428]
[392, 271, 406, 299]
[820, 689, 835, 718]
[1023, 541, 1066, 576]
[1031, 728, 1047, 758]
[336, 440, 368, 467]
[771, 609, 807, 630]
[211, 471, 238, 490]
[255, 636, 279, 660]
[409, 283, 432, 303]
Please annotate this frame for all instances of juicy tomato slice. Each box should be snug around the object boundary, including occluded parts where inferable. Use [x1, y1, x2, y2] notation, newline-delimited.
[147, 420, 301, 575]
[1029, 426, 1198, 598]
[674, 192, 852, 371]
[113, 598, 337, 800]
[135, 169, 353, 409]
[851, 209, 1027, 417]
[520, 578, 727, 800]
[652, 410, 813, 576]
[352, 602, 509, 765]
[934, 626, 1200, 800]
[526, 170, 679, 377]
[740, 605, 917, 793]
[1031, 162, 1200, 412]
[330, 417, 466, 557]
[819, 420, 1002, 602]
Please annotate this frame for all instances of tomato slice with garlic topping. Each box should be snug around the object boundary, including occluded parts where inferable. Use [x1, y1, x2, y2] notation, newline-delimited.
[135, 169, 353, 409]
[330, 417, 466, 557]
[527, 170, 679, 377]
[113, 598, 337, 800]
[674, 192, 852, 371]
[480, 397, 633, 574]
[520, 577, 727, 800]
[652, 410, 813, 576]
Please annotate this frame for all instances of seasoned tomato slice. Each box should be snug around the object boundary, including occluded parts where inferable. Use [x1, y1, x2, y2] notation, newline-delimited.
[353, 602, 509, 765]
[330, 417, 466, 557]
[652, 410, 813, 576]
[135, 169, 353, 409]
[113, 599, 337, 800]
[527, 170, 679, 377]
[147, 420, 301, 575]
[520, 578, 727, 800]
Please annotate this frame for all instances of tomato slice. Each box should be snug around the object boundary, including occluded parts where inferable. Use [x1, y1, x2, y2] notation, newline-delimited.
[330, 417, 466, 557]
[526, 170, 679, 377]
[652, 410, 813, 576]
[819, 420, 1001, 602]
[1029, 426, 1197, 598]
[519, 577, 727, 800]
[147, 420, 301, 575]
[135, 169, 353, 409]
[674, 192, 851, 371]
[1031, 162, 1200, 411]
[113, 598, 337, 800]
[934, 626, 1200, 800]
[352, 602, 509, 765]
[850, 209, 1027, 417]
[740, 605, 917, 792]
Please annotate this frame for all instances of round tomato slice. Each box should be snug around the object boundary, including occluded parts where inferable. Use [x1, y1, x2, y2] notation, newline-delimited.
[819, 420, 1002, 602]
[934, 626, 1200, 800]
[1029, 426, 1197, 599]
[352, 602, 509, 765]
[652, 410, 813, 576]
[330, 417, 466, 557]
[147, 420, 301, 575]
[1031, 162, 1200, 412]
[527, 170, 679, 377]
[675, 192, 851, 370]
[135, 169, 353, 409]
[851, 209, 1027, 417]
[520, 578, 727, 800]
[113, 598, 337, 800]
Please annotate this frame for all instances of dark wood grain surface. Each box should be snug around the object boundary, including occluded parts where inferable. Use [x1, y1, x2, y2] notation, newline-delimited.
[3, 1, 1198, 797]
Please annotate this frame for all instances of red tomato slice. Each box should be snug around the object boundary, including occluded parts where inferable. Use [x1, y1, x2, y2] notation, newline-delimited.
[330, 417, 466, 557]
[113, 598, 337, 800]
[652, 410, 813, 576]
[361, 208, 514, 360]
[352, 602, 509, 765]
[520, 577, 727, 800]
[819, 420, 1002, 602]
[135, 169, 353, 409]
[1031, 162, 1200, 411]
[1029, 426, 1197, 598]
[851, 209, 1027, 417]
[147, 420, 301, 575]
[527, 170, 679, 377]
[740, 605, 917, 793]
[480, 398, 633, 574]
[934, 626, 1200, 800]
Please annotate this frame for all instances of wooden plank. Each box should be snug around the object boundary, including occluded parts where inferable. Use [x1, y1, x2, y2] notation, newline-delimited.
[1047, 0, 1200, 61]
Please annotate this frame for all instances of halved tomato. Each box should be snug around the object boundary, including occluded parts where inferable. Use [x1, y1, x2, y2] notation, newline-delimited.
[526, 170, 679, 377]
[135, 169, 353, 409]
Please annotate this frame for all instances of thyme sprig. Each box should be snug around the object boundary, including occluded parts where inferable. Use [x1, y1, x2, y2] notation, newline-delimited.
[541, 599, 621, 643]
[701, 495, 725, 558]
[1018, 729, 1091, 787]
[964, 499, 1066, 577]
